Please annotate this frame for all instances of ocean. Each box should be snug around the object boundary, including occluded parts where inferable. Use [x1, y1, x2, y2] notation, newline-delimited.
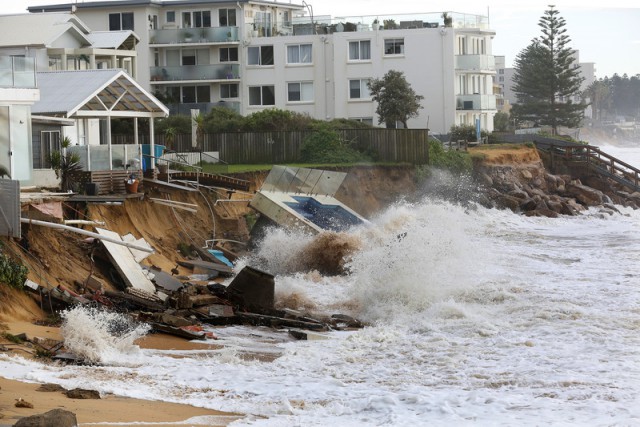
[1, 145, 639, 426]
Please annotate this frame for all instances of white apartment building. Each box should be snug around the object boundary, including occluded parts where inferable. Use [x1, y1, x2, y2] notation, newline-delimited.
[29, 1, 497, 134]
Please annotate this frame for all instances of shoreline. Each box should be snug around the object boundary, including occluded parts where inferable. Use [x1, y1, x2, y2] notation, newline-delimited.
[0, 320, 243, 426]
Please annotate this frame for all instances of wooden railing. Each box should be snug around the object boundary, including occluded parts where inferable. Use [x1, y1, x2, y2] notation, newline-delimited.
[534, 140, 640, 192]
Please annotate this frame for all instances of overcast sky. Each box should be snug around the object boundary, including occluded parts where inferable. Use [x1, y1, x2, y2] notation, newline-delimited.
[4, 0, 640, 78]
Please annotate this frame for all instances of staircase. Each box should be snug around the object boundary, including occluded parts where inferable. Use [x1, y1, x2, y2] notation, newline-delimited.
[534, 139, 640, 193]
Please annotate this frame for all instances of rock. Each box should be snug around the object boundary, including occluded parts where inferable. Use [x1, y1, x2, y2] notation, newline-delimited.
[519, 198, 537, 211]
[508, 189, 529, 200]
[565, 183, 604, 206]
[14, 399, 34, 408]
[521, 170, 533, 180]
[524, 207, 559, 218]
[36, 383, 66, 393]
[479, 172, 493, 187]
[14, 408, 77, 427]
[65, 388, 101, 399]
[494, 193, 521, 211]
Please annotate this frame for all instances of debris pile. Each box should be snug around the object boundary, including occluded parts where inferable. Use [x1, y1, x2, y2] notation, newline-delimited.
[21, 226, 362, 362]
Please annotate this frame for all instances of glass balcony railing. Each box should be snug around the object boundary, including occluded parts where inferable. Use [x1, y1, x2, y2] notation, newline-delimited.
[169, 101, 240, 116]
[150, 27, 239, 44]
[150, 64, 240, 82]
[0, 56, 36, 88]
[455, 54, 495, 71]
[456, 94, 497, 110]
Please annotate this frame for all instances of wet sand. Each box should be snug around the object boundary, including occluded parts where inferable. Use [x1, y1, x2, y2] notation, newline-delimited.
[0, 321, 242, 426]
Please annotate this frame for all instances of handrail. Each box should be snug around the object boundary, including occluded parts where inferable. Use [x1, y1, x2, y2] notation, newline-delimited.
[142, 153, 202, 184]
[534, 141, 640, 191]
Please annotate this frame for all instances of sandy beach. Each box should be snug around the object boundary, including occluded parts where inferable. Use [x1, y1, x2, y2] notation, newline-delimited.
[0, 320, 242, 426]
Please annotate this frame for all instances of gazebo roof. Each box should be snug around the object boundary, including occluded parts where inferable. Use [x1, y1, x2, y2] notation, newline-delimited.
[33, 69, 168, 119]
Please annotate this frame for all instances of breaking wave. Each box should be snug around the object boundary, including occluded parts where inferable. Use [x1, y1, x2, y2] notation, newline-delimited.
[245, 227, 361, 276]
[60, 306, 150, 364]
[345, 199, 489, 324]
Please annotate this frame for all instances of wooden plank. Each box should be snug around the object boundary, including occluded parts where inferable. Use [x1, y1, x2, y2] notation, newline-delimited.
[95, 227, 156, 294]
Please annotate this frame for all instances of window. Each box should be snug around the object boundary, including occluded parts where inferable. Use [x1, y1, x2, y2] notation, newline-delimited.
[249, 86, 275, 105]
[166, 11, 175, 23]
[349, 40, 371, 60]
[287, 82, 313, 102]
[350, 117, 374, 126]
[219, 9, 236, 26]
[183, 11, 211, 28]
[287, 44, 312, 64]
[498, 69, 504, 74]
[384, 38, 404, 55]
[109, 12, 134, 31]
[38, 131, 60, 169]
[220, 47, 238, 62]
[248, 46, 274, 66]
[182, 49, 196, 66]
[220, 84, 239, 99]
[349, 79, 370, 99]
[182, 85, 210, 103]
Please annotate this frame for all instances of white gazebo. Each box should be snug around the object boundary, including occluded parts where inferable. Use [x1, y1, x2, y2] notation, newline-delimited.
[32, 69, 169, 174]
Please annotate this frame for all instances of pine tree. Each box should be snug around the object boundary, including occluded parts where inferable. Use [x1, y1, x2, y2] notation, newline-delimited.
[511, 6, 585, 134]
[367, 70, 424, 128]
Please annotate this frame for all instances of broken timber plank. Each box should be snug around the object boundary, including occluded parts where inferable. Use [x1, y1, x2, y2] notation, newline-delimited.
[95, 228, 156, 294]
[236, 312, 328, 331]
[177, 259, 233, 276]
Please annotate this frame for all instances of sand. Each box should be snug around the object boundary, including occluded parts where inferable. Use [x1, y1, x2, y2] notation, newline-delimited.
[0, 320, 242, 426]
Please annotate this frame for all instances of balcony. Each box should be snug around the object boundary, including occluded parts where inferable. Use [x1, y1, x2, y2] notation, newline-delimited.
[150, 64, 240, 82]
[0, 56, 36, 88]
[456, 94, 496, 110]
[150, 27, 239, 45]
[455, 54, 495, 72]
[169, 101, 240, 116]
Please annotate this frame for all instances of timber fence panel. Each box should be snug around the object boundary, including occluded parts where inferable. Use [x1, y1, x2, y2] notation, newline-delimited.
[143, 129, 429, 165]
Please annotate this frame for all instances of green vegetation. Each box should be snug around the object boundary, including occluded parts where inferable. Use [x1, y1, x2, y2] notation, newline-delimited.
[50, 137, 82, 192]
[493, 111, 510, 132]
[300, 124, 372, 163]
[427, 140, 472, 175]
[511, 6, 585, 133]
[583, 75, 640, 123]
[0, 248, 28, 290]
[367, 70, 424, 128]
[448, 124, 489, 143]
[155, 108, 374, 136]
[1, 332, 24, 344]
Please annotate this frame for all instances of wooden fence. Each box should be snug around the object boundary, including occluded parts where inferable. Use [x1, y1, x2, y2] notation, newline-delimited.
[113, 129, 430, 165]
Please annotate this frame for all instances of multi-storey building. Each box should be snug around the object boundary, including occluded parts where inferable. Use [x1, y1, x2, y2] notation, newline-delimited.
[28, 1, 497, 134]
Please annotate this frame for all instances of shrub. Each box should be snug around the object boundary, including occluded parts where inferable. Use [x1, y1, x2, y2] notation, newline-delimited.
[300, 125, 371, 163]
[0, 250, 28, 289]
[428, 140, 472, 175]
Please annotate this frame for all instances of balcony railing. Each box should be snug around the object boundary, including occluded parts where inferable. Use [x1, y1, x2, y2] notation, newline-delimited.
[455, 54, 495, 71]
[456, 94, 496, 110]
[0, 56, 36, 88]
[169, 101, 240, 116]
[150, 27, 239, 44]
[150, 64, 240, 82]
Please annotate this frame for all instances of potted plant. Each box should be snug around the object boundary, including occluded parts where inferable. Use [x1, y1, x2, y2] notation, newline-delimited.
[227, 30, 232, 41]
[372, 18, 380, 31]
[442, 12, 452, 27]
[50, 136, 82, 192]
[251, 23, 259, 37]
[184, 31, 193, 42]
